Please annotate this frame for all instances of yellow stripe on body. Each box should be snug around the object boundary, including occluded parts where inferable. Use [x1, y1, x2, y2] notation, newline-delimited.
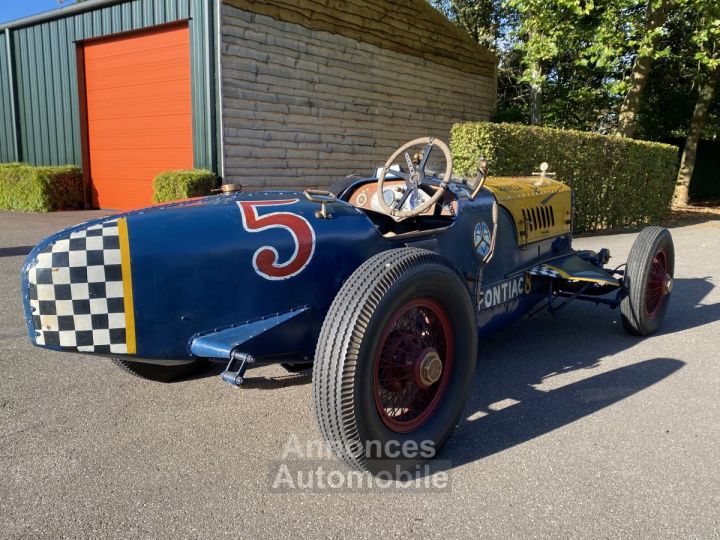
[117, 217, 137, 354]
[543, 264, 573, 279]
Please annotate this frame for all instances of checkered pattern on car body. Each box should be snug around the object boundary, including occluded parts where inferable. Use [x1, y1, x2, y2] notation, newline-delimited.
[27, 219, 129, 354]
[526, 265, 563, 279]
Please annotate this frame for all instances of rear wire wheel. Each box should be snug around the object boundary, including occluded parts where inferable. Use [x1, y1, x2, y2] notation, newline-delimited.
[621, 226, 675, 336]
[312, 248, 477, 475]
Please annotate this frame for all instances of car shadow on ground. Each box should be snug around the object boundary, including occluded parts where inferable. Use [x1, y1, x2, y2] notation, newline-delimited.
[193, 361, 312, 389]
[442, 357, 683, 469]
[0, 246, 34, 258]
[440, 276, 718, 468]
[656, 276, 718, 335]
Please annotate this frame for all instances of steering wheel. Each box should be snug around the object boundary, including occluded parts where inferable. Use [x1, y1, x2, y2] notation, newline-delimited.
[376, 137, 453, 220]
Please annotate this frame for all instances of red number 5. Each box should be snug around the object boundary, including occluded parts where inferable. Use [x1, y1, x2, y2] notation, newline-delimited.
[237, 199, 316, 280]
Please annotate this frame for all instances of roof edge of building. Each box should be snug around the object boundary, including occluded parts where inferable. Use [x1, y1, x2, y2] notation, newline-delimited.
[411, 0, 499, 65]
[222, 0, 497, 77]
[1, 0, 129, 31]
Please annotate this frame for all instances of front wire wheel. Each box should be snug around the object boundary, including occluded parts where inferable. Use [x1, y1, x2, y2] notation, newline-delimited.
[621, 226, 675, 336]
[312, 248, 477, 476]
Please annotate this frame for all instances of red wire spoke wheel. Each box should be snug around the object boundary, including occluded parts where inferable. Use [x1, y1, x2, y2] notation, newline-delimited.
[621, 227, 675, 336]
[373, 298, 454, 433]
[312, 248, 477, 475]
[645, 249, 670, 318]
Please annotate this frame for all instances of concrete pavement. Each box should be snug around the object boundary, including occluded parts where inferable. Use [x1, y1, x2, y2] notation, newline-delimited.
[1, 210, 719, 538]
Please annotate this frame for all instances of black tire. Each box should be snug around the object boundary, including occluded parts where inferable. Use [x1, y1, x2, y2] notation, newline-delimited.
[621, 226, 674, 336]
[112, 358, 209, 383]
[312, 248, 477, 475]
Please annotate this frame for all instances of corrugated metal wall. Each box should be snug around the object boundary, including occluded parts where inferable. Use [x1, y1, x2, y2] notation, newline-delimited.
[0, 31, 17, 162]
[0, 0, 216, 171]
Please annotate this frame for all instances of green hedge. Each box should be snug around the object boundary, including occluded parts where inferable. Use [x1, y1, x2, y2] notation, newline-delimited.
[153, 169, 217, 203]
[450, 122, 679, 232]
[0, 163, 83, 212]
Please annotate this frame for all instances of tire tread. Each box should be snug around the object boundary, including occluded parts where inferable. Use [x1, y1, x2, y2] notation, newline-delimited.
[312, 248, 470, 471]
[620, 226, 674, 336]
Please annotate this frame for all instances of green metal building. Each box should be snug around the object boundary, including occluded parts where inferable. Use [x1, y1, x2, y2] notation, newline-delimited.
[0, 0, 218, 168]
[0, 0, 219, 208]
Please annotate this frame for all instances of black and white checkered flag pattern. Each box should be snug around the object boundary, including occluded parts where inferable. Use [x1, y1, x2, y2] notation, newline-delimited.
[28, 219, 129, 354]
[526, 265, 562, 279]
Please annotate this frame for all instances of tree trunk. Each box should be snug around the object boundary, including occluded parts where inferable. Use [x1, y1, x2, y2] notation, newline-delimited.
[529, 64, 543, 126]
[616, 0, 669, 138]
[674, 64, 720, 206]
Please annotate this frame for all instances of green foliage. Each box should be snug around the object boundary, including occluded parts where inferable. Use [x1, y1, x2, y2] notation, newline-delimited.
[636, 0, 720, 140]
[507, 0, 592, 79]
[451, 122, 679, 231]
[0, 163, 83, 212]
[689, 0, 720, 70]
[431, 0, 720, 139]
[430, 0, 505, 50]
[152, 169, 217, 203]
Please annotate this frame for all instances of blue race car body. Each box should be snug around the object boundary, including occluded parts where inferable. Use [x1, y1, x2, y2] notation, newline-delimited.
[21, 178, 565, 363]
[19, 138, 674, 474]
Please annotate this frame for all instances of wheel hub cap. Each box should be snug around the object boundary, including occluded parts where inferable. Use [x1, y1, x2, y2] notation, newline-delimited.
[663, 275, 673, 295]
[416, 349, 443, 388]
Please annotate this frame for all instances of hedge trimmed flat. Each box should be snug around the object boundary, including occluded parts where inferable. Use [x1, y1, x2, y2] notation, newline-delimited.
[20, 138, 673, 474]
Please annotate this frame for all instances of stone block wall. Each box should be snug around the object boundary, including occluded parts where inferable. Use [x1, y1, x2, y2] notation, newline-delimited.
[221, 0, 496, 189]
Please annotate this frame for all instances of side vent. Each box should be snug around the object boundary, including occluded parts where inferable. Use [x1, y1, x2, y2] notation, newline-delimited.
[522, 205, 556, 232]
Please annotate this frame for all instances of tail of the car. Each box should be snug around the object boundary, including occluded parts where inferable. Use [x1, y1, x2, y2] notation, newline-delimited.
[21, 217, 136, 355]
[20, 192, 387, 362]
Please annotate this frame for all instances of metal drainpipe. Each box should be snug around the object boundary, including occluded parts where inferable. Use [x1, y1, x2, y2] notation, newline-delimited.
[215, 0, 225, 181]
[204, 0, 213, 173]
[5, 28, 19, 162]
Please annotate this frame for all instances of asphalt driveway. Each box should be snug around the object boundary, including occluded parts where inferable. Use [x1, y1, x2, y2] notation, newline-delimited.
[1, 210, 719, 538]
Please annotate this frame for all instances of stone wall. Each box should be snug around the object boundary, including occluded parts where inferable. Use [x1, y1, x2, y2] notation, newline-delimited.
[221, 1, 496, 189]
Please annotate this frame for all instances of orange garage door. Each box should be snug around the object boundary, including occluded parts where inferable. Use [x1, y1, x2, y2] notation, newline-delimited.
[83, 24, 193, 210]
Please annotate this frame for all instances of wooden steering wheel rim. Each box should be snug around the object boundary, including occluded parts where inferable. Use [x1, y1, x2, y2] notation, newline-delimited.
[377, 137, 453, 220]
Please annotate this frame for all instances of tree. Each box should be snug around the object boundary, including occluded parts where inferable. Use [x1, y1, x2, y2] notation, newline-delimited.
[674, 67, 720, 204]
[615, 0, 673, 137]
[433, 0, 652, 129]
[502, 0, 594, 125]
[625, 0, 720, 141]
[673, 0, 720, 205]
[431, 0, 720, 155]
[430, 0, 505, 50]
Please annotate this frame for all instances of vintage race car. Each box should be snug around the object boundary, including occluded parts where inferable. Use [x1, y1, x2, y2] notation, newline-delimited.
[20, 137, 674, 474]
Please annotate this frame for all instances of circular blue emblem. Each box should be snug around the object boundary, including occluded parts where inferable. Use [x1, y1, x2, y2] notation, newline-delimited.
[474, 222, 491, 257]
